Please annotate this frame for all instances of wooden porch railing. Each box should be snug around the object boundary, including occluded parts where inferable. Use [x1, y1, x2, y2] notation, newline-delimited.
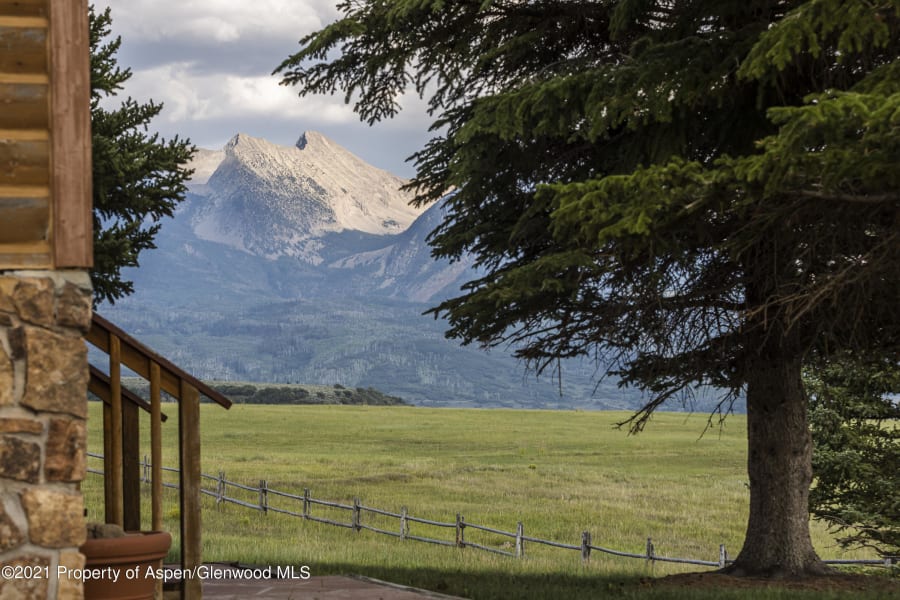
[87, 313, 232, 599]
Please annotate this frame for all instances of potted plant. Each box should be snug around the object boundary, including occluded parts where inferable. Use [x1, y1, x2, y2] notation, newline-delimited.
[79, 523, 171, 600]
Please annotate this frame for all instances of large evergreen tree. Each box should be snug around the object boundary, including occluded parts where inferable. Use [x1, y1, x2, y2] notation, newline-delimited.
[277, 0, 900, 576]
[90, 6, 195, 305]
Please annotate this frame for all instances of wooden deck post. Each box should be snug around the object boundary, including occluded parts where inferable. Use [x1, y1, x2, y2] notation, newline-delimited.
[102, 400, 114, 524]
[180, 381, 202, 599]
[122, 398, 140, 531]
[108, 334, 124, 527]
[150, 361, 163, 532]
[150, 361, 164, 600]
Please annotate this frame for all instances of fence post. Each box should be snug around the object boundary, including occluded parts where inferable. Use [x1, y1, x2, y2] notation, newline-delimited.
[515, 522, 524, 558]
[352, 497, 361, 532]
[217, 470, 225, 508]
[646, 537, 655, 566]
[718, 544, 727, 569]
[143, 455, 150, 483]
[303, 488, 310, 519]
[456, 513, 465, 548]
[259, 480, 268, 514]
[581, 531, 592, 564]
[400, 506, 408, 541]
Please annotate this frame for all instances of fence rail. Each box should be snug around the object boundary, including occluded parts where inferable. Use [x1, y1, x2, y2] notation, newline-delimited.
[86, 452, 898, 570]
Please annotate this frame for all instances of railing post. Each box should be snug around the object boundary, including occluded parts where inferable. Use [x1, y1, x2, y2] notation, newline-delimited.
[122, 398, 140, 531]
[400, 506, 408, 540]
[515, 522, 524, 558]
[107, 334, 124, 528]
[581, 531, 592, 564]
[352, 497, 361, 532]
[259, 480, 268, 514]
[149, 361, 163, 533]
[455, 513, 465, 548]
[101, 400, 113, 521]
[646, 537, 655, 566]
[718, 544, 727, 569]
[179, 381, 202, 600]
[303, 488, 310, 519]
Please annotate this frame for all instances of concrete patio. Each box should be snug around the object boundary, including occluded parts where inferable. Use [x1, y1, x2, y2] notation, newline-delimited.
[169, 564, 466, 600]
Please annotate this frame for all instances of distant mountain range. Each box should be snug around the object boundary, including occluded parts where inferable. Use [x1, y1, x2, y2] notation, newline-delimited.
[100, 131, 735, 412]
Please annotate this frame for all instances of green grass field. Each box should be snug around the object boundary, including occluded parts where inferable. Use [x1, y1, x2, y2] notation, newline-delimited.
[81, 403, 893, 599]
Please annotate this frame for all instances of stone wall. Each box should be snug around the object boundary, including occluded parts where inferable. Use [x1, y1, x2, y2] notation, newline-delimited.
[0, 271, 91, 600]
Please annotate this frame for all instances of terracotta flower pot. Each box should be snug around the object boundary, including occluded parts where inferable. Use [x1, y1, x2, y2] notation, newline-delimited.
[79, 530, 172, 600]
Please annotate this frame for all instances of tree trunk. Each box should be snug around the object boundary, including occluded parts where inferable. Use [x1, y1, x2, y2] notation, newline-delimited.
[725, 353, 829, 577]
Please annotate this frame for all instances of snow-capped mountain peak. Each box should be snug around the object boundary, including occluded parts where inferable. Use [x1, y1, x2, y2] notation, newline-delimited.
[188, 132, 425, 262]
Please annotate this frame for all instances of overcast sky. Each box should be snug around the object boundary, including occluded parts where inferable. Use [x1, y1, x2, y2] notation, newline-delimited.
[99, 1, 434, 177]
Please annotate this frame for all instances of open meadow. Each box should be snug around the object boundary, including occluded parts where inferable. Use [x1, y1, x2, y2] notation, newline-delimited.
[81, 403, 893, 599]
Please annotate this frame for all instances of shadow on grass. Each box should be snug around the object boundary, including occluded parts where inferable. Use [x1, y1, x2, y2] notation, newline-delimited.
[307, 563, 899, 600]
[313, 563, 633, 599]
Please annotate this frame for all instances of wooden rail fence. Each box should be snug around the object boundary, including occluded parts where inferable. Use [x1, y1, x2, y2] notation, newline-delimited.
[87, 452, 898, 571]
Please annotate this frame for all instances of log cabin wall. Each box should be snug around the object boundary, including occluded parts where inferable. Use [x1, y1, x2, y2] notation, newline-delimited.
[0, 1, 93, 598]
[0, 0, 52, 267]
[0, 0, 92, 269]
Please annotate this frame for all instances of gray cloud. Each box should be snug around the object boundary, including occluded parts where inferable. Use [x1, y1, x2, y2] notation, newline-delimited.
[98, 0, 434, 178]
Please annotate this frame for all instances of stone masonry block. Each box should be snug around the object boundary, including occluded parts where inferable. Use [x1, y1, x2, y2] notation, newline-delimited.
[0, 276, 17, 314]
[56, 280, 93, 333]
[57, 550, 86, 600]
[0, 418, 43, 434]
[12, 278, 54, 328]
[21, 327, 88, 418]
[0, 435, 41, 482]
[0, 500, 25, 552]
[0, 344, 12, 406]
[45, 418, 86, 482]
[0, 555, 50, 599]
[20, 488, 85, 548]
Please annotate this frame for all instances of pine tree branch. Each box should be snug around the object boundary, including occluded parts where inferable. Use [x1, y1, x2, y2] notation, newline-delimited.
[799, 190, 900, 204]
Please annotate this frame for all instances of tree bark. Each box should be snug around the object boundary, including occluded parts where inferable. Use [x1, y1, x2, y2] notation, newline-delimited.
[725, 352, 830, 577]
